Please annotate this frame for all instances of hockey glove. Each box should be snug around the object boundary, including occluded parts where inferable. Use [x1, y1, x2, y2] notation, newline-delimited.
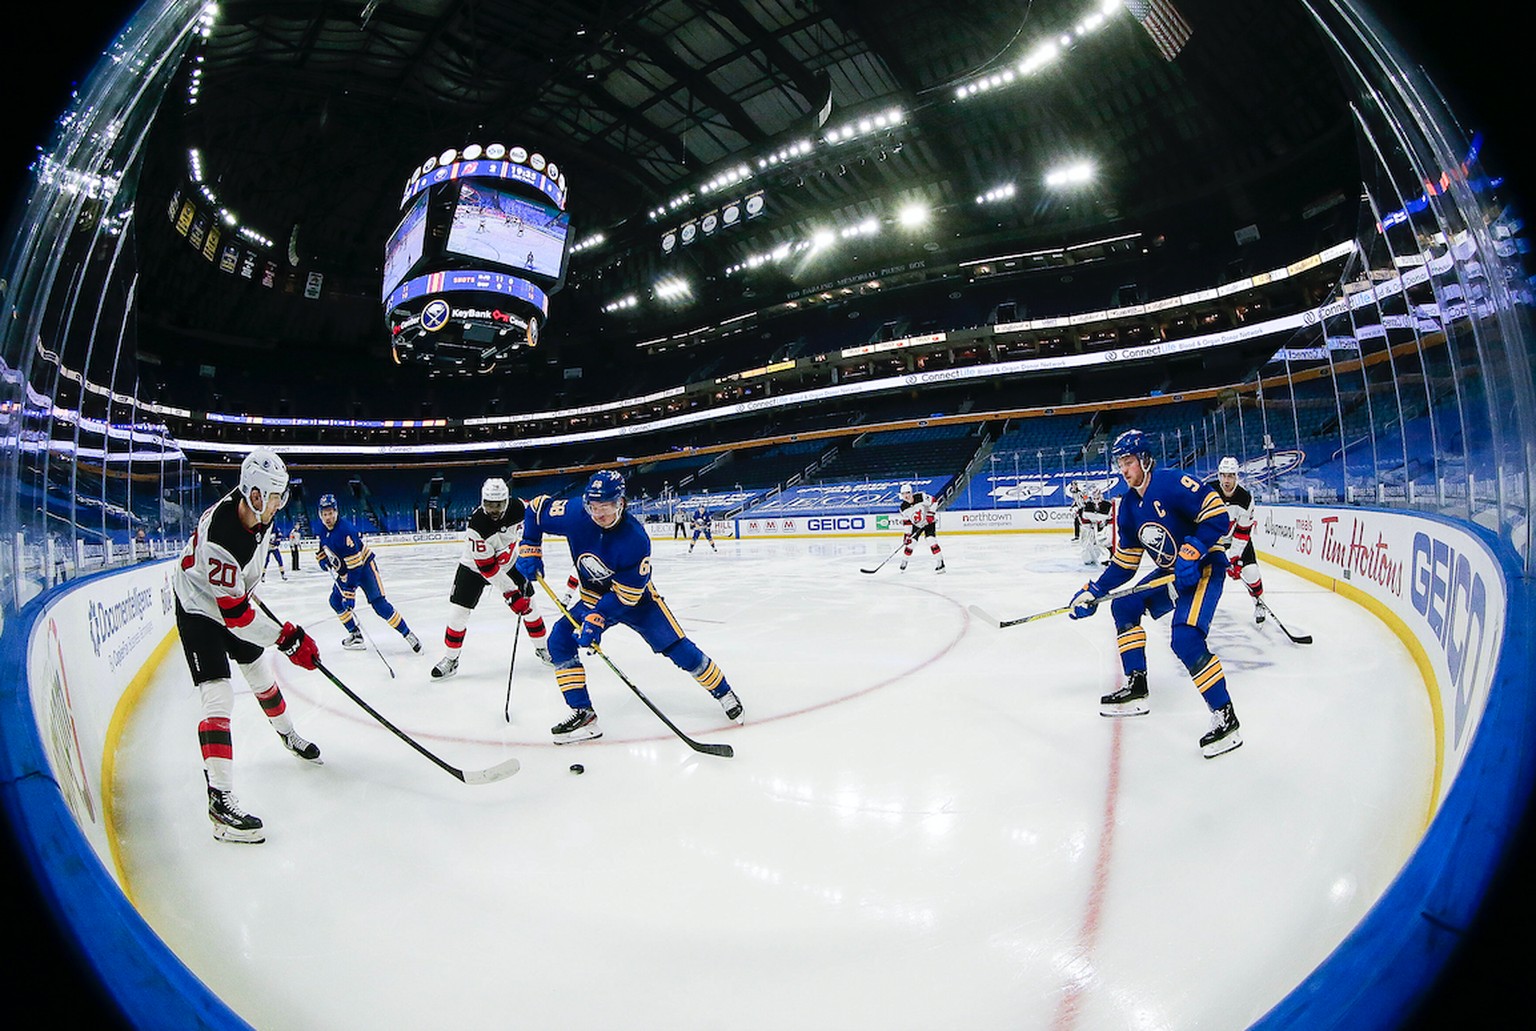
[1174, 539, 1206, 590]
[512, 544, 544, 584]
[575, 611, 606, 650]
[1227, 556, 1244, 580]
[276, 622, 320, 670]
[1068, 582, 1105, 620]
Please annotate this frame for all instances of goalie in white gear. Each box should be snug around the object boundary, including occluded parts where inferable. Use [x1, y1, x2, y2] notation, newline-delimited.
[1077, 486, 1114, 565]
[430, 477, 551, 679]
[172, 448, 323, 844]
[1211, 457, 1269, 624]
[897, 483, 945, 572]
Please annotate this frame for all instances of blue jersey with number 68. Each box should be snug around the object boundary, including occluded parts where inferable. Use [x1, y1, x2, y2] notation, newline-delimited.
[522, 494, 654, 624]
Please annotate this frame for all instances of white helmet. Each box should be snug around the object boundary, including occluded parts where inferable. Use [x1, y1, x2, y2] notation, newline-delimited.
[899, 482, 913, 498]
[238, 448, 289, 511]
[481, 477, 510, 516]
[1218, 457, 1240, 476]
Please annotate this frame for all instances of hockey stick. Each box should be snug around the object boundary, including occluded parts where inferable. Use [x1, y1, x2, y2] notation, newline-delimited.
[860, 538, 908, 575]
[534, 576, 734, 759]
[503, 617, 521, 723]
[1258, 600, 1313, 645]
[969, 574, 1176, 629]
[254, 599, 519, 783]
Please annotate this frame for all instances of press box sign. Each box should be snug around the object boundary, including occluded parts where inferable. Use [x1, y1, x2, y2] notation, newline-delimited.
[1257, 505, 1505, 788]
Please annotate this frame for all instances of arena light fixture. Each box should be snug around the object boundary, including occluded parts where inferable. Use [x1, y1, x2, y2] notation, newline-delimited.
[1045, 160, 1096, 188]
[897, 202, 930, 228]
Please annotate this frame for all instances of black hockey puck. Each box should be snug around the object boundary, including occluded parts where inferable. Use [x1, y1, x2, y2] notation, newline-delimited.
[569, 763, 585, 774]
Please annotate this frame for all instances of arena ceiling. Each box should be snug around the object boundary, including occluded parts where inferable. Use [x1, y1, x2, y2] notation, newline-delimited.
[131, 0, 1361, 383]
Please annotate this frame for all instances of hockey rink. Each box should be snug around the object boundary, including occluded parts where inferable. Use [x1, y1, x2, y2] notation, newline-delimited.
[108, 532, 1432, 1031]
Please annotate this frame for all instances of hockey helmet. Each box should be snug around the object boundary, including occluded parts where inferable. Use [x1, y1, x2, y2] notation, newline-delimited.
[318, 493, 338, 511]
[1111, 429, 1153, 465]
[239, 448, 289, 511]
[481, 477, 511, 516]
[583, 470, 627, 525]
[899, 482, 914, 499]
[1218, 456, 1240, 476]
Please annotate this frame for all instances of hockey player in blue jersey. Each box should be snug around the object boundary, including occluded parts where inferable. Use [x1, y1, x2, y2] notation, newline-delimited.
[315, 494, 422, 654]
[688, 503, 717, 552]
[1066, 429, 1242, 757]
[264, 525, 288, 580]
[514, 470, 743, 744]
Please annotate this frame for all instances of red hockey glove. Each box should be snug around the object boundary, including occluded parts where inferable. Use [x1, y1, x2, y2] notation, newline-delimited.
[276, 622, 319, 670]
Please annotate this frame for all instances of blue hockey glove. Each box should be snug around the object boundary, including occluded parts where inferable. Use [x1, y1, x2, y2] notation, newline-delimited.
[1068, 581, 1105, 620]
[1174, 538, 1205, 589]
[575, 611, 606, 649]
[513, 543, 544, 584]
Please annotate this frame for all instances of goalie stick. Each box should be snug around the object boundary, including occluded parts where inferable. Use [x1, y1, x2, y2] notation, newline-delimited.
[534, 576, 735, 759]
[969, 574, 1176, 629]
[255, 599, 520, 784]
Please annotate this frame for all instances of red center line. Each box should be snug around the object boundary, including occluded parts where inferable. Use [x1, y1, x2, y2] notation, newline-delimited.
[1051, 712, 1125, 1031]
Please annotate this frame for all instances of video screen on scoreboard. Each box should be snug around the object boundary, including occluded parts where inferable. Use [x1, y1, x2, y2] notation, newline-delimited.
[444, 182, 569, 281]
[382, 192, 429, 302]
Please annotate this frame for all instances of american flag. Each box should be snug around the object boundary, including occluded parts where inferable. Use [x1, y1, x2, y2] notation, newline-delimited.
[1124, 0, 1193, 62]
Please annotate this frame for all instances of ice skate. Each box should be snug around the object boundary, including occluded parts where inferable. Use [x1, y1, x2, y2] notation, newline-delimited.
[534, 646, 553, 667]
[341, 630, 366, 651]
[552, 707, 602, 744]
[1100, 670, 1150, 717]
[715, 688, 744, 723]
[1253, 599, 1269, 625]
[935, 559, 946, 574]
[208, 787, 265, 844]
[405, 630, 422, 653]
[899, 559, 908, 572]
[430, 654, 459, 680]
[1200, 703, 1243, 758]
[279, 728, 322, 763]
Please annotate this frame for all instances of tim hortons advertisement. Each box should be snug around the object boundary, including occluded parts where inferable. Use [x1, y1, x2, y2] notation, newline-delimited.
[1256, 506, 1505, 785]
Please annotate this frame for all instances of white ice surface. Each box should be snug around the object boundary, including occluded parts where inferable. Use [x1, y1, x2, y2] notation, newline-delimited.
[109, 533, 1432, 1031]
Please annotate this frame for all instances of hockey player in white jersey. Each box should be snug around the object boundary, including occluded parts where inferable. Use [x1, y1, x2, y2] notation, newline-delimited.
[430, 477, 551, 679]
[264, 525, 288, 580]
[1077, 486, 1114, 566]
[1212, 457, 1269, 623]
[172, 448, 322, 844]
[897, 483, 945, 573]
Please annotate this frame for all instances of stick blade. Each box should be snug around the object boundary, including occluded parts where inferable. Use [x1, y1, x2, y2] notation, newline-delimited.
[966, 604, 1003, 628]
[692, 741, 735, 758]
[461, 756, 522, 784]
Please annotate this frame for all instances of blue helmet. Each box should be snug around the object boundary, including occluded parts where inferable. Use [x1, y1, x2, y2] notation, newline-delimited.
[583, 471, 626, 522]
[1111, 429, 1153, 465]
[318, 493, 338, 511]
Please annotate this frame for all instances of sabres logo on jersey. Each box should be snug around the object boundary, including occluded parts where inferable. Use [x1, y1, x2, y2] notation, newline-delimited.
[1137, 522, 1178, 568]
[576, 552, 614, 585]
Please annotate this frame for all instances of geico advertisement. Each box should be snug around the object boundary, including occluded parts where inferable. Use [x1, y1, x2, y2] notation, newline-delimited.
[738, 513, 893, 537]
[941, 507, 1077, 532]
[27, 560, 179, 853]
[1258, 506, 1505, 781]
